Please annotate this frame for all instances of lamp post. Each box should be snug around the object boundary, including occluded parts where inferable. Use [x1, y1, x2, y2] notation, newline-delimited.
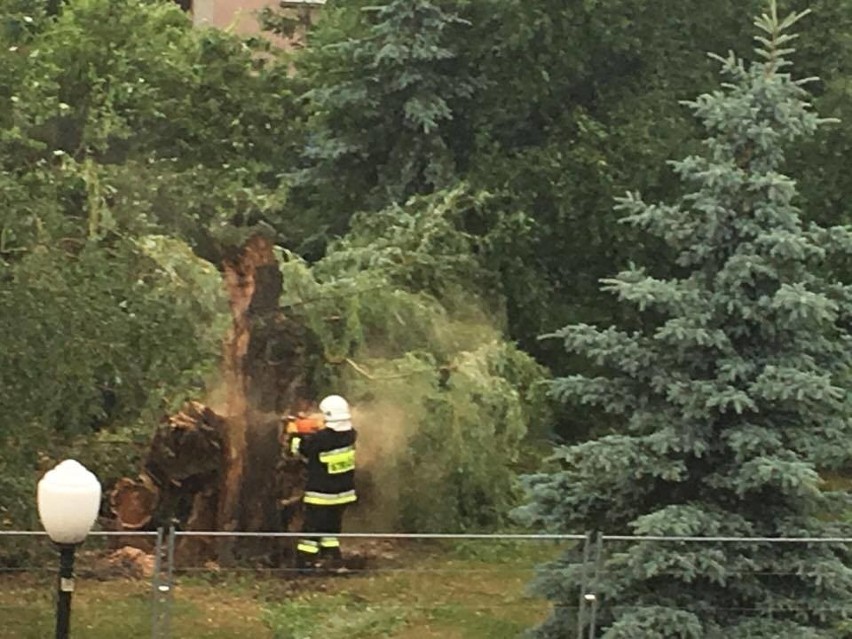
[37, 460, 102, 639]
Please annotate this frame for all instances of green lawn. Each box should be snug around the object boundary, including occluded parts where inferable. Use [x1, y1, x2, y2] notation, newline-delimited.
[0, 540, 564, 638]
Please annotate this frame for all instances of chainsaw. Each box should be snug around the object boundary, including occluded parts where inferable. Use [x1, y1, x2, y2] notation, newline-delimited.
[282, 412, 324, 436]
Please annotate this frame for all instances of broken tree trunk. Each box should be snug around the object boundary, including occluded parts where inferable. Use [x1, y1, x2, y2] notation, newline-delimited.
[109, 401, 225, 531]
[216, 234, 316, 560]
[110, 234, 317, 564]
[109, 475, 159, 530]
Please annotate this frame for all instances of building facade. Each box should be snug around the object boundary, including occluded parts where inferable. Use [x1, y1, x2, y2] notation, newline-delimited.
[188, 0, 324, 43]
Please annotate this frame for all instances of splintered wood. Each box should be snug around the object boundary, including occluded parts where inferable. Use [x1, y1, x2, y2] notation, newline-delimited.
[107, 235, 315, 563]
[109, 401, 225, 530]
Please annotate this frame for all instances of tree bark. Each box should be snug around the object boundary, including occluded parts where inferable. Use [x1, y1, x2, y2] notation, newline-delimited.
[110, 234, 315, 563]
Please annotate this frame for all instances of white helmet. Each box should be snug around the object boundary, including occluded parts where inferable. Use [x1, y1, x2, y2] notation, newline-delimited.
[319, 394, 351, 423]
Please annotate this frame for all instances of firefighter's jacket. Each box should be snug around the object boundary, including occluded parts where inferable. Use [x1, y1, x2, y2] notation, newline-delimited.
[291, 427, 357, 506]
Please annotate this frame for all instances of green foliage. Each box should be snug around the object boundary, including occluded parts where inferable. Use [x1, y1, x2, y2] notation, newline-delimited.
[316, 186, 526, 306]
[279, 189, 551, 531]
[451, 0, 761, 362]
[274, 0, 852, 401]
[0, 0, 300, 248]
[289, 0, 478, 236]
[785, 0, 852, 230]
[0, 0, 556, 541]
[0, 238, 228, 535]
[0, 0, 291, 532]
[518, 3, 852, 636]
[0, 241, 225, 435]
[371, 340, 539, 532]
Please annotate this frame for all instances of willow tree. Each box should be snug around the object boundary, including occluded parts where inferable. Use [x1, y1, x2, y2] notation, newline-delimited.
[518, 2, 852, 637]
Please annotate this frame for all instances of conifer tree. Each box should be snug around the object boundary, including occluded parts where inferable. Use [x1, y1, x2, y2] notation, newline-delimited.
[292, 0, 477, 227]
[517, 2, 852, 636]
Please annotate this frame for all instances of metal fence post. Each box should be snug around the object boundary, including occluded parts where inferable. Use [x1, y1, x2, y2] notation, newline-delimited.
[587, 533, 604, 639]
[576, 534, 592, 639]
[150, 526, 175, 639]
[163, 524, 176, 639]
[151, 528, 164, 639]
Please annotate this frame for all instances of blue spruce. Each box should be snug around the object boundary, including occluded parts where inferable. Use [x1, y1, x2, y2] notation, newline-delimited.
[294, 0, 477, 219]
[517, 2, 852, 637]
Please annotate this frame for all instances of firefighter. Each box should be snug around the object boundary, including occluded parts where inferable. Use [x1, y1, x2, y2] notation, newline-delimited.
[291, 394, 357, 571]
[276, 408, 322, 533]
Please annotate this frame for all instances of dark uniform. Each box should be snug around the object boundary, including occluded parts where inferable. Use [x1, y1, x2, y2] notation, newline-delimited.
[291, 426, 357, 567]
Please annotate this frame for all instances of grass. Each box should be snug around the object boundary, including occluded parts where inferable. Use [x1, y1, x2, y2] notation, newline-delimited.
[0, 540, 564, 638]
[0, 572, 269, 639]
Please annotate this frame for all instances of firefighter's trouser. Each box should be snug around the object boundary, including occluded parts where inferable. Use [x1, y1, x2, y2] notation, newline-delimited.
[297, 503, 347, 566]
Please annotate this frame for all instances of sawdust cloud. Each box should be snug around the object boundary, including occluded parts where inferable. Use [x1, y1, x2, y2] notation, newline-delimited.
[347, 398, 419, 532]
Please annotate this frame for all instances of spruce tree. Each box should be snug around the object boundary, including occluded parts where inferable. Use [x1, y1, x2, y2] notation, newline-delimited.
[517, 2, 852, 637]
[292, 0, 476, 225]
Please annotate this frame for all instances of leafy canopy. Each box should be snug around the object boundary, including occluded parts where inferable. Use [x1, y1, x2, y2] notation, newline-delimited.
[0, 0, 293, 531]
[279, 187, 551, 531]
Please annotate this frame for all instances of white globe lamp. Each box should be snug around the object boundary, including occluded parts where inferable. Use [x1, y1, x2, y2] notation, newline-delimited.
[37, 459, 101, 544]
[37, 459, 102, 638]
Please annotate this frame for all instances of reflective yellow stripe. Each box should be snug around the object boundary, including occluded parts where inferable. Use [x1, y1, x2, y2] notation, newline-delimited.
[319, 447, 355, 474]
[304, 490, 357, 505]
[319, 446, 355, 458]
[320, 537, 340, 548]
[290, 436, 302, 455]
[297, 540, 320, 554]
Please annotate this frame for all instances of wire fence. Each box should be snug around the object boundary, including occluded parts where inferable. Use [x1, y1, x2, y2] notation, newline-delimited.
[0, 530, 163, 638]
[3, 530, 852, 638]
[583, 534, 852, 639]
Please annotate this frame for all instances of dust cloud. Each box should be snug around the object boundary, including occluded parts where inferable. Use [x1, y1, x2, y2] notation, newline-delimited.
[348, 399, 418, 532]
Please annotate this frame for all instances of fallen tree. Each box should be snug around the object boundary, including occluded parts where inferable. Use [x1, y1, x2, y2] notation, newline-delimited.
[109, 400, 224, 532]
[104, 208, 553, 560]
[108, 235, 316, 563]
